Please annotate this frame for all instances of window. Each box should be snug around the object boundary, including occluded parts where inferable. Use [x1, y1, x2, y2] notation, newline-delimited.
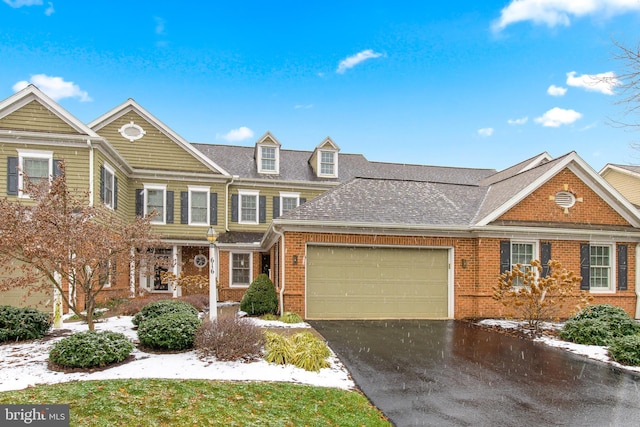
[239, 190, 259, 224]
[280, 192, 300, 216]
[101, 163, 116, 209]
[590, 245, 611, 289]
[189, 186, 209, 225]
[320, 151, 335, 176]
[144, 184, 166, 224]
[260, 146, 278, 173]
[510, 242, 536, 286]
[17, 149, 52, 197]
[231, 253, 252, 287]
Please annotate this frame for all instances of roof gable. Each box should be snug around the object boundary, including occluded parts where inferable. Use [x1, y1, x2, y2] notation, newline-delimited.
[89, 99, 229, 176]
[0, 85, 100, 138]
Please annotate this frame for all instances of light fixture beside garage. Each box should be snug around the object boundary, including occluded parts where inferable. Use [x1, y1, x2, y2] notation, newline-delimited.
[461, 259, 467, 269]
[292, 255, 298, 265]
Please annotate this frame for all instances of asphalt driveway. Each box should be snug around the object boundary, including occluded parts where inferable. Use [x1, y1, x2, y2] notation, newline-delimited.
[310, 320, 640, 427]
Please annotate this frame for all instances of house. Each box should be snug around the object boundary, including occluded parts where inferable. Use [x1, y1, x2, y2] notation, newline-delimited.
[600, 163, 640, 207]
[1, 85, 639, 320]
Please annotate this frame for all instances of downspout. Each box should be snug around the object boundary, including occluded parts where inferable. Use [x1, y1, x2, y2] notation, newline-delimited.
[273, 225, 285, 315]
[225, 175, 238, 231]
[87, 139, 94, 206]
[635, 243, 640, 319]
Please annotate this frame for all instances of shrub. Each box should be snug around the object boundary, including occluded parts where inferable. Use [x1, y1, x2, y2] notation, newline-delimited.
[0, 305, 52, 342]
[137, 312, 201, 351]
[280, 312, 303, 324]
[261, 313, 279, 321]
[240, 274, 278, 316]
[609, 335, 640, 366]
[49, 331, 134, 368]
[560, 304, 640, 346]
[264, 331, 331, 372]
[132, 299, 199, 326]
[195, 315, 265, 361]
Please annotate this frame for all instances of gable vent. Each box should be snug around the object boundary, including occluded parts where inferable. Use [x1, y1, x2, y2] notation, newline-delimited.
[554, 191, 575, 208]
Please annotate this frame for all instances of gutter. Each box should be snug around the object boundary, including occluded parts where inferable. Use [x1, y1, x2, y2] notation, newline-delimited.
[273, 225, 286, 315]
[225, 175, 238, 231]
[636, 244, 640, 319]
[87, 139, 94, 206]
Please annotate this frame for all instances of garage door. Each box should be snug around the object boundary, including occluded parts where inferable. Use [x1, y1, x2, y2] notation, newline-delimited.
[306, 246, 449, 319]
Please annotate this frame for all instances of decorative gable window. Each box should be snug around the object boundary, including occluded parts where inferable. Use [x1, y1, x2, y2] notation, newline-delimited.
[100, 163, 118, 210]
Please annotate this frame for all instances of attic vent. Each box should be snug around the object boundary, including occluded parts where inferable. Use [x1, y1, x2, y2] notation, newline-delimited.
[554, 191, 575, 208]
[118, 122, 146, 142]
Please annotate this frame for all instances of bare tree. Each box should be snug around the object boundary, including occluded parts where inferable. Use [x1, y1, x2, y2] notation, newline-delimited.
[610, 40, 640, 136]
[0, 161, 163, 330]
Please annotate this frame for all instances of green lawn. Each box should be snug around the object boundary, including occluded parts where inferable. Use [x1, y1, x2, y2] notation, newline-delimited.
[0, 379, 391, 426]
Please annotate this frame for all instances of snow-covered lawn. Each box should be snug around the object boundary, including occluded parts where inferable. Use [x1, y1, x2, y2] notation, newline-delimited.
[0, 311, 355, 393]
[478, 319, 640, 375]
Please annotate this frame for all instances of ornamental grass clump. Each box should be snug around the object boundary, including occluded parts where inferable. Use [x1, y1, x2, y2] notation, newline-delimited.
[559, 304, 640, 346]
[49, 331, 134, 369]
[280, 312, 303, 324]
[195, 315, 265, 361]
[240, 274, 278, 316]
[132, 299, 199, 327]
[0, 305, 52, 342]
[137, 312, 201, 351]
[264, 331, 331, 372]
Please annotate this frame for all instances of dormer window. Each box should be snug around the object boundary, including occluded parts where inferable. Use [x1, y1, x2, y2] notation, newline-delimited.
[260, 146, 277, 173]
[320, 151, 335, 176]
[309, 137, 340, 178]
[255, 132, 281, 174]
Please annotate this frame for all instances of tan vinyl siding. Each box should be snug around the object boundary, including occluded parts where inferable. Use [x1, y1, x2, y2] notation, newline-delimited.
[94, 151, 130, 222]
[94, 111, 213, 174]
[0, 100, 78, 134]
[130, 178, 226, 240]
[602, 170, 640, 206]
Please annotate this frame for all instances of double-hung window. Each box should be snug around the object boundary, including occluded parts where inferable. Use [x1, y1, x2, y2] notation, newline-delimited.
[259, 146, 278, 173]
[102, 163, 116, 209]
[320, 151, 335, 176]
[231, 252, 252, 287]
[280, 192, 300, 216]
[508, 241, 537, 287]
[17, 149, 52, 197]
[189, 186, 209, 225]
[590, 245, 612, 290]
[145, 184, 167, 224]
[239, 190, 259, 224]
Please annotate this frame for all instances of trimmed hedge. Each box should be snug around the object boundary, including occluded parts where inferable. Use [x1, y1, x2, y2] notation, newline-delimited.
[49, 331, 134, 368]
[240, 274, 278, 316]
[132, 299, 199, 327]
[137, 312, 201, 351]
[0, 305, 52, 342]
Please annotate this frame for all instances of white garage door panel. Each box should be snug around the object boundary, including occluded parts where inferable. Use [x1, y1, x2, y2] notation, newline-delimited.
[306, 246, 449, 319]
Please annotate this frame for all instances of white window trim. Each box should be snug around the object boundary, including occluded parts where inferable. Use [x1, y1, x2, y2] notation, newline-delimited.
[17, 149, 53, 198]
[258, 145, 279, 174]
[144, 184, 167, 225]
[317, 149, 338, 178]
[510, 240, 538, 286]
[103, 162, 116, 210]
[188, 185, 210, 226]
[230, 252, 253, 288]
[279, 191, 300, 216]
[238, 189, 259, 225]
[589, 242, 616, 294]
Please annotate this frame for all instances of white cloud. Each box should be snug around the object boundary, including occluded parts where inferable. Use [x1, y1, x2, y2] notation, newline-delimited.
[492, 0, 640, 32]
[218, 126, 254, 142]
[44, 1, 53, 15]
[478, 127, 494, 137]
[566, 71, 619, 95]
[336, 49, 383, 74]
[535, 107, 582, 127]
[3, 0, 43, 7]
[12, 74, 91, 102]
[547, 85, 567, 96]
[507, 117, 528, 125]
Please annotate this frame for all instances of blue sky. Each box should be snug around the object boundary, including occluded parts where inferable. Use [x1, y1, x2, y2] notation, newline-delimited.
[2, 1, 640, 171]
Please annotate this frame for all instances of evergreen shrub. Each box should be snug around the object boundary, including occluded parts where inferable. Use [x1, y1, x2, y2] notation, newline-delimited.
[240, 274, 278, 316]
[137, 312, 201, 351]
[609, 335, 640, 366]
[0, 305, 52, 342]
[559, 304, 640, 346]
[49, 331, 134, 368]
[132, 299, 199, 326]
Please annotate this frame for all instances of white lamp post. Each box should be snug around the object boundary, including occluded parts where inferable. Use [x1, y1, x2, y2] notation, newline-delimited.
[207, 226, 218, 320]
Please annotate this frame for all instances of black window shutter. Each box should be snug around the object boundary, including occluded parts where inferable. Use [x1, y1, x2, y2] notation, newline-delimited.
[618, 244, 628, 291]
[113, 177, 118, 210]
[180, 191, 188, 224]
[499, 241, 511, 274]
[53, 159, 62, 178]
[99, 165, 105, 202]
[166, 191, 174, 224]
[231, 194, 238, 222]
[540, 242, 551, 277]
[7, 157, 18, 195]
[135, 189, 144, 217]
[210, 192, 218, 225]
[299, 197, 306, 205]
[580, 243, 590, 290]
[273, 196, 280, 219]
[259, 195, 266, 223]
